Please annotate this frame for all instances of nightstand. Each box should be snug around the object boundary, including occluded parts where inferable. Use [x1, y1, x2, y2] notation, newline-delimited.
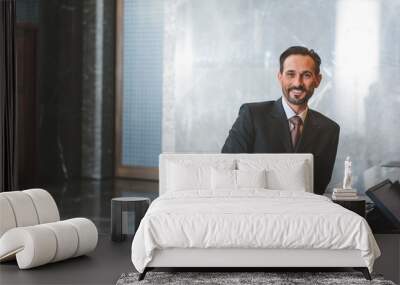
[331, 197, 366, 217]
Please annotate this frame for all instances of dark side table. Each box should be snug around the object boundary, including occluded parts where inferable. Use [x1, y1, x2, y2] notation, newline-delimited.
[111, 197, 150, 242]
[332, 197, 366, 218]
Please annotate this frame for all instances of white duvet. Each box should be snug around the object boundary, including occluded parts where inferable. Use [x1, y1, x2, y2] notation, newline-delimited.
[131, 190, 380, 273]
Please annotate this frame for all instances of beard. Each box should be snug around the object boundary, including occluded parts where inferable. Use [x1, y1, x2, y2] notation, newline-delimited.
[283, 86, 314, 105]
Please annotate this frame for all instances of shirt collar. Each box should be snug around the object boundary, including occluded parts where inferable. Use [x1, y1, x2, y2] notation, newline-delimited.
[281, 96, 308, 123]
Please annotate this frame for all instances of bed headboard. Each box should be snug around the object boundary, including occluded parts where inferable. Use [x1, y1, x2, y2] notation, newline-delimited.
[159, 153, 314, 195]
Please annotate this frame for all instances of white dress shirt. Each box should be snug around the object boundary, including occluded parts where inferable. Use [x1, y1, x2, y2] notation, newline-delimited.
[281, 96, 308, 133]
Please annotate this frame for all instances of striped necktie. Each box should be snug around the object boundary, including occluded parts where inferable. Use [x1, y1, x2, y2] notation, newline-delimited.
[289, 115, 302, 148]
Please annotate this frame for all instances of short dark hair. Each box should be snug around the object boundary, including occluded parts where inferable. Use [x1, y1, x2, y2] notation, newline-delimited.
[279, 46, 321, 74]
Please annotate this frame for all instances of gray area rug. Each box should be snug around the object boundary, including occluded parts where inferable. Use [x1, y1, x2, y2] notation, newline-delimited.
[116, 272, 396, 285]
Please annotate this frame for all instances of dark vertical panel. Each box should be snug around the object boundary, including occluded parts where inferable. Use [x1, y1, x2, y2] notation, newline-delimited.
[15, 23, 37, 188]
[100, 0, 116, 178]
[0, 0, 17, 192]
[81, 0, 115, 179]
[16, 0, 115, 184]
[37, 0, 83, 183]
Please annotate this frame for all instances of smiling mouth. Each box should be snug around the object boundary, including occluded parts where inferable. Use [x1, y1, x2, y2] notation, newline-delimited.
[290, 89, 304, 97]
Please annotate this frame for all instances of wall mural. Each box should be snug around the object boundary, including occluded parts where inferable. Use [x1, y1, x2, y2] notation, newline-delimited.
[163, 0, 400, 192]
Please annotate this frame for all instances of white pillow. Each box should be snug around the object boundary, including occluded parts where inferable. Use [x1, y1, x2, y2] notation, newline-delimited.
[237, 169, 267, 189]
[167, 162, 210, 191]
[211, 169, 267, 190]
[211, 168, 236, 190]
[166, 159, 235, 191]
[237, 159, 309, 192]
[267, 165, 307, 191]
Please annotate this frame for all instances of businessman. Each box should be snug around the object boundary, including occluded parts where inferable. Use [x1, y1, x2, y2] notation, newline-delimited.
[222, 46, 340, 195]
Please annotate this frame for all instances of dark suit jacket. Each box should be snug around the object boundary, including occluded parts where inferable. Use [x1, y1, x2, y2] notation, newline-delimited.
[221, 98, 340, 195]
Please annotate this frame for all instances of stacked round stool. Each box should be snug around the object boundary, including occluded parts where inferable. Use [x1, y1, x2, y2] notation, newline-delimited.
[111, 197, 150, 242]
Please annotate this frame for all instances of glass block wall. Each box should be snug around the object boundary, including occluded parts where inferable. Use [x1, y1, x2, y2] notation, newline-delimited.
[121, 0, 163, 168]
[16, 0, 38, 23]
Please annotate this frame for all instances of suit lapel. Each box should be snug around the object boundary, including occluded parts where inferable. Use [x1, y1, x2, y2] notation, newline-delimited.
[296, 109, 320, 153]
[269, 98, 293, 152]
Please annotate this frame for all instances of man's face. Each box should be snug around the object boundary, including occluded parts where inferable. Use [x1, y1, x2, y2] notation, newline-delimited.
[277, 55, 322, 106]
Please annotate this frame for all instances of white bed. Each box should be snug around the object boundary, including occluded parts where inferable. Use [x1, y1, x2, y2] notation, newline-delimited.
[131, 154, 380, 280]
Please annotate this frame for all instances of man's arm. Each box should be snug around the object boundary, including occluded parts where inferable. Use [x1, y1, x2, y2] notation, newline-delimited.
[221, 104, 255, 153]
[315, 125, 340, 195]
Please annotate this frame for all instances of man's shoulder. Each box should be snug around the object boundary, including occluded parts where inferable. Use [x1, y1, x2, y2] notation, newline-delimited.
[240, 100, 276, 113]
[309, 109, 340, 131]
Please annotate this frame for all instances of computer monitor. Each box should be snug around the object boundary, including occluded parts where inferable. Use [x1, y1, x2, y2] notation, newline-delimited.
[366, 179, 400, 229]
